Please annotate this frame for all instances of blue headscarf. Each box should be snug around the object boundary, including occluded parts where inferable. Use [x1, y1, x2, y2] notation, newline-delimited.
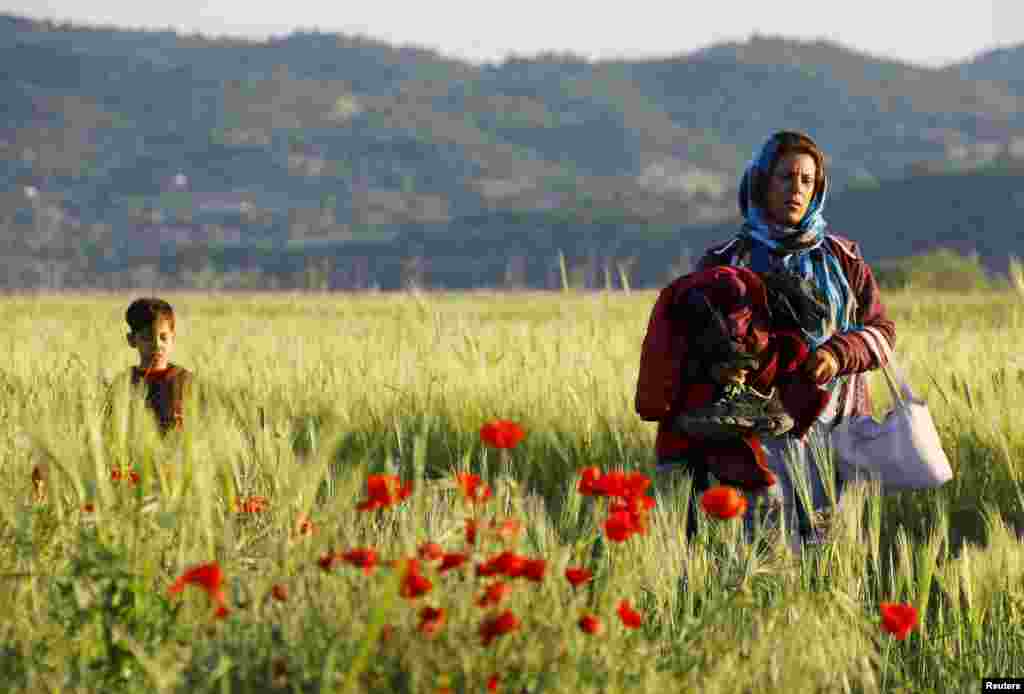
[735, 132, 857, 352]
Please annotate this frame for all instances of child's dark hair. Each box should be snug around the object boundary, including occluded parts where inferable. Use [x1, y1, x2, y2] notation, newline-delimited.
[126, 298, 175, 333]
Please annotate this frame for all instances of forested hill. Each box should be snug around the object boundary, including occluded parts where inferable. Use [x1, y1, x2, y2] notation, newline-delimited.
[3, 13, 1024, 289]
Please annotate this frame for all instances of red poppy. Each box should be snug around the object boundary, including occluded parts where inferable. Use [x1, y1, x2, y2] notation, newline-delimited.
[578, 614, 603, 635]
[487, 674, 499, 692]
[465, 518, 479, 545]
[617, 600, 642, 629]
[624, 472, 651, 498]
[318, 552, 340, 571]
[610, 494, 656, 535]
[578, 468, 650, 499]
[294, 514, 316, 537]
[480, 420, 525, 449]
[399, 559, 433, 599]
[168, 561, 223, 597]
[356, 474, 413, 512]
[604, 510, 640, 542]
[418, 542, 445, 562]
[599, 471, 651, 499]
[700, 486, 748, 520]
[477, 581, 512, 608]
[489, 518, 523, 542]
[418, 606, 446, 636]
[880, 602, 918, 640]
[593, 470, 627, 497]
[235, 495, 269, 513]
[565, 566, 593, 587]
[456, 473, 492, 504]
[337, 548, 378, 575]
[479, 609, 520, 646]
[439, 552, 469, 573]
[610, 494, 656, 515]
[626, 472, 652, 497]
[271, 584, 288, 602]
[110, 466, 141, 485]
[577, 466, 602, 496]
[520, 558, 546, 582]
[168, 561, 229, 617]
[477, 551, 527, 578]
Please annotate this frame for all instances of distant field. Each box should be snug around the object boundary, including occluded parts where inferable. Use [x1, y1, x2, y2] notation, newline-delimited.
[0, 288, 1022, 693]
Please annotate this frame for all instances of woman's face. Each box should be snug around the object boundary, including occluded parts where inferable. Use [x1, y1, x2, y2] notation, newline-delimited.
[763, 152, 818, 227]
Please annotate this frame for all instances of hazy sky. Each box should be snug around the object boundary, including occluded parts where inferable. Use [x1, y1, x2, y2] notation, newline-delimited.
[8, 1, 1023, 69]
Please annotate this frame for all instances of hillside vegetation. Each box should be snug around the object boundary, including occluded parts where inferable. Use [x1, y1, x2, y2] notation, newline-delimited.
[3, 14, 1024, 288]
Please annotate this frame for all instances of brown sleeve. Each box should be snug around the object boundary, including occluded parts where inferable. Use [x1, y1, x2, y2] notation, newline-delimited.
[820, 241, 896, 376]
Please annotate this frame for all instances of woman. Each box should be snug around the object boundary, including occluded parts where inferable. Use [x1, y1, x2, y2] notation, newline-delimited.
[637, 130, 895, 549]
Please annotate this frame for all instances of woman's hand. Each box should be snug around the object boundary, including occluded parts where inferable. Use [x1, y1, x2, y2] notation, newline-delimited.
[804, 349, 839, 385]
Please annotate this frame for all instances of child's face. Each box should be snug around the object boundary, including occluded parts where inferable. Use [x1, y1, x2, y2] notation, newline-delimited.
[127, 316, 176, 370]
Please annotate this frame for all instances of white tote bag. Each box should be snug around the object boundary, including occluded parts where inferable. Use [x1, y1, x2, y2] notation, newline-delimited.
[831, 330, 953, 492]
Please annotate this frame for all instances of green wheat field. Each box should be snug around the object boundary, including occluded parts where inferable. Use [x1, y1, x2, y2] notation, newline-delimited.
[1, 288, 1023, 693]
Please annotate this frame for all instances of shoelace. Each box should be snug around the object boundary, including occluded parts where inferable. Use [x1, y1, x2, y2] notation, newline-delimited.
[716, 383, 775, 405]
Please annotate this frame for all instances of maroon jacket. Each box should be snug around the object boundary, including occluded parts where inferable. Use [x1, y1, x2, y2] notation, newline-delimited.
[635, 233, 896, 489]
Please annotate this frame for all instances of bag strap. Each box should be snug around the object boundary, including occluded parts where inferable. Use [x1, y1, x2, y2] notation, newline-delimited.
[860, 328, 913, 406]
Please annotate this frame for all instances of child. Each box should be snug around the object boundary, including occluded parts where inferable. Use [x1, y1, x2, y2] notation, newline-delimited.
[31, 298, 195, 503]
[109, 297, 195, 435]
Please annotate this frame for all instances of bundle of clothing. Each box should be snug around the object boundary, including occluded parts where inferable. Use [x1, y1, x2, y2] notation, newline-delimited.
[635, 265, 834, 491]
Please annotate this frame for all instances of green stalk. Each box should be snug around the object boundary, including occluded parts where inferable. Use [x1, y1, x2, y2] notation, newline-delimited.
[340, 566, 401, 693]
[879, 636, 893, 692]
[558, 251, 570, 293]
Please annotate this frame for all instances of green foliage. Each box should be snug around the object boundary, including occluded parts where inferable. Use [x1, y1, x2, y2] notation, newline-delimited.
[874, 247, 997, 291]
[50, 531, 184, 691]
[0, 292, 1021, 691]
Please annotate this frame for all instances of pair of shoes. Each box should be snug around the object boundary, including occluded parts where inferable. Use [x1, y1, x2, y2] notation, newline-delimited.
[674, 383, 795, 439]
